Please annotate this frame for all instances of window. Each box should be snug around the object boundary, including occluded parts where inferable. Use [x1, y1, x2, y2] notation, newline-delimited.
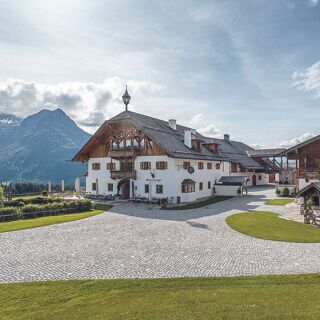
[216, 163, 221, 170]
[207, 162, 212, 170]
[106, 162, 116, 171]
[92, 182, 96, 191]
[230, 163, 238, 173]
[198, 162, 204, 170]
[92, 163, 100, 170]
[140, 161, 151, 170]
[156, 161, 168, 170]
[108, 183, 113, 192]
[183, 161, 191, 170]
[258, 175, 262, 180]
[181, 183, 195, 193]
[208, 181, 211, 189]
[145, 184, 149, 194]
[199, 182, 203, 190]
[156, 185, 163, 194]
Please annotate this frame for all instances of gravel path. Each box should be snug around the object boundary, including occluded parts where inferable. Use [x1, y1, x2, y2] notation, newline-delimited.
[1, 186, 319, 283]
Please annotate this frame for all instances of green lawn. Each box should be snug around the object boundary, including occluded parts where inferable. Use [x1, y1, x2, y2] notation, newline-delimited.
[265, 198, 294, 206]
[226, 211, 320, 242]
[0, 205, 112, 233]
[166, 196, 232, 210]
[1, 274, 320, 320]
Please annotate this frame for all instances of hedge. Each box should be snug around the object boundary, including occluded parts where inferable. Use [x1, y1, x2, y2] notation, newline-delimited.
[0, 200, 92, 222]
[3, 196, 63, 207]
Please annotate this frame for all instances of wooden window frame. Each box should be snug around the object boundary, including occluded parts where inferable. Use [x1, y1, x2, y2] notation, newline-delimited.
[145, 184, 149, 194]
[216, 163, 221, 170]
[199, 182, 203, 191]
[156, 161, 168, 170]
[92, 163, 101, 170]
[156, 184, 163, 194]
[181, 183, 195, 193]
[208, 181, 211, 189]
[140, 161, 151, 170]
[92, 182, 96, 191]
[207, 162, 212, 170]
[108, 183, 113, 192]
[183, 161, 191, 170]
[198, 162, 204, 170]
[106, 162, 116, 171]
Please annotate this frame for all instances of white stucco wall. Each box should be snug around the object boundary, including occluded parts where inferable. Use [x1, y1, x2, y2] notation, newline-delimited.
[230, 171, 269, 186]
[214, 185, 242, 196]
[86, 155, 231, 202]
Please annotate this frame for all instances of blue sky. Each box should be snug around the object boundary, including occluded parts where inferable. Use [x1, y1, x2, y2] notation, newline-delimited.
[0, 0, 319, 148]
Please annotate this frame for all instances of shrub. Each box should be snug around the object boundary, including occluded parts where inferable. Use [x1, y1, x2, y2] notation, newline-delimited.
[276, 188, 281, 196]
[282, 187, 289, 197]
[0, 206, 19, 216]
[22, 204, 42, 213]
[42, 191, 48, 197]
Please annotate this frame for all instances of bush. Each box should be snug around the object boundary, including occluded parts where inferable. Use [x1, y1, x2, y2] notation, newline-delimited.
[0, 206, 19, 216]
[22, 204, 42, 213]
[282, 187, 289, 197]
[276, 188, 281, 196]
[42, 191, 48, 197]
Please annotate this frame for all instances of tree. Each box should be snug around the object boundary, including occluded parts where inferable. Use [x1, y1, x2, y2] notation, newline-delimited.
[0, 186, 4, 207]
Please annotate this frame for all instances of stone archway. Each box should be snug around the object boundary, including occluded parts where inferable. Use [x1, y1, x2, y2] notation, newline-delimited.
[117, 179, 130, 199]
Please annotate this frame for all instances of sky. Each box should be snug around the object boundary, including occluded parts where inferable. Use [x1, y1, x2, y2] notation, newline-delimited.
[0, 0, 319, 148]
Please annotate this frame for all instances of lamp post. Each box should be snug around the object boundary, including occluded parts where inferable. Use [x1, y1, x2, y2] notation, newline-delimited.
[122, 85, 131, 111]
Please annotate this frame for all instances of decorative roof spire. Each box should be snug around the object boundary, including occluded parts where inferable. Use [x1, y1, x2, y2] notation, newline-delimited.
[122, 85, 131, 111]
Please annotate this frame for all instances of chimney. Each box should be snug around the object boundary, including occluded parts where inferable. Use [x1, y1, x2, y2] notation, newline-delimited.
[224, 134, 230, 142]
[184, 129, 192, 148]
[168, 119, 177, 130]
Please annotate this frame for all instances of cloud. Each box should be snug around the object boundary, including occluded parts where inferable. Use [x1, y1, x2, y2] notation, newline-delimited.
[279, 132, 316, 148]
[0, 78, 163, 133]
[197, 124, 223, 138]
[292, 61, 320, 97]
[307, 0, 319, 7]
[250, 143, 266, 150]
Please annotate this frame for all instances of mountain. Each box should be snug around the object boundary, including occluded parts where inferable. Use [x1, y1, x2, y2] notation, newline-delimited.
[0, 109, 90, 184]
[0, 113, 22, 133]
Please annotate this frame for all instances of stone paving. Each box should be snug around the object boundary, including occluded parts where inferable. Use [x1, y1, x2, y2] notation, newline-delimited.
[1, 186, 320, 283]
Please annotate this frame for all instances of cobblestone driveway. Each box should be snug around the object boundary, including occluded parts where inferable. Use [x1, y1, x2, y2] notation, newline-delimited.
[1, 187, 320, 283]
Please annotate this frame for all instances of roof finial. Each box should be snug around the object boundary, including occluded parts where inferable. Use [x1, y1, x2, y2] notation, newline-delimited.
[122, 85, 131, 111]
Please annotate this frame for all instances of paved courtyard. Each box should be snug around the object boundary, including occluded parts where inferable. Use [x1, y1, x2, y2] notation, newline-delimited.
[1, 186, 320, 283]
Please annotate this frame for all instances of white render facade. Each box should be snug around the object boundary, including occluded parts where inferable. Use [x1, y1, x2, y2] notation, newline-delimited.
[86, 155, 231, 203]
[74, 107, 274, 203]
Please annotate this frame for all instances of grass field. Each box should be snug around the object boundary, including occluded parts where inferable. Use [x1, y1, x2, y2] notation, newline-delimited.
[226, 211, 320, 242]
[166, 196, 232, 210]
[0, 274, 320, 319]
[0, 205, 112, 233]
[265, 198, 294, 206]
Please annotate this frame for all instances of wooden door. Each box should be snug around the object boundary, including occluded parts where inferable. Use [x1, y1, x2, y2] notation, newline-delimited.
[121, 182, 130, 199]
[252, 175, 257, 186]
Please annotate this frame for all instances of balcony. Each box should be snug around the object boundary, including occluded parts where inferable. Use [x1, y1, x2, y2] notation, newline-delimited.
[111, 170, 137, 180]
[294, 170, 320, 186]
[109, 149, 139, 158]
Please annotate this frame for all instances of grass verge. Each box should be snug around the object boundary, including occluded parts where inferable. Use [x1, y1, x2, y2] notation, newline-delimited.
[265, 198, 294, 206]
[166, 196, 232, 210]
[226, 211, 320, 242]
[0, 206, 112, 233]
[0, 274, 320, 320]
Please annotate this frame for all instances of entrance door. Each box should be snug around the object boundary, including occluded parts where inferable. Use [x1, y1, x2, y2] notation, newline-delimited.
[252, 175, 257, 186]
[121, 182, 130, 199]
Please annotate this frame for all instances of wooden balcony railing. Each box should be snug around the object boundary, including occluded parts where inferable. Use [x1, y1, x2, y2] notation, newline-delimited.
[109, 149, 139, 158]
[110, 170, 137, 180]
[294, 170, 320, 181]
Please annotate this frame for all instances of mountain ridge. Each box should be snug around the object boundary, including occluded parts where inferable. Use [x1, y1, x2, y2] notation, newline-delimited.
[0, 109, 91, 184]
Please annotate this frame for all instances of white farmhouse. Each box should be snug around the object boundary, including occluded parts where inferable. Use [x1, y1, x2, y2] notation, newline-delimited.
[73, 88, 276, 202]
